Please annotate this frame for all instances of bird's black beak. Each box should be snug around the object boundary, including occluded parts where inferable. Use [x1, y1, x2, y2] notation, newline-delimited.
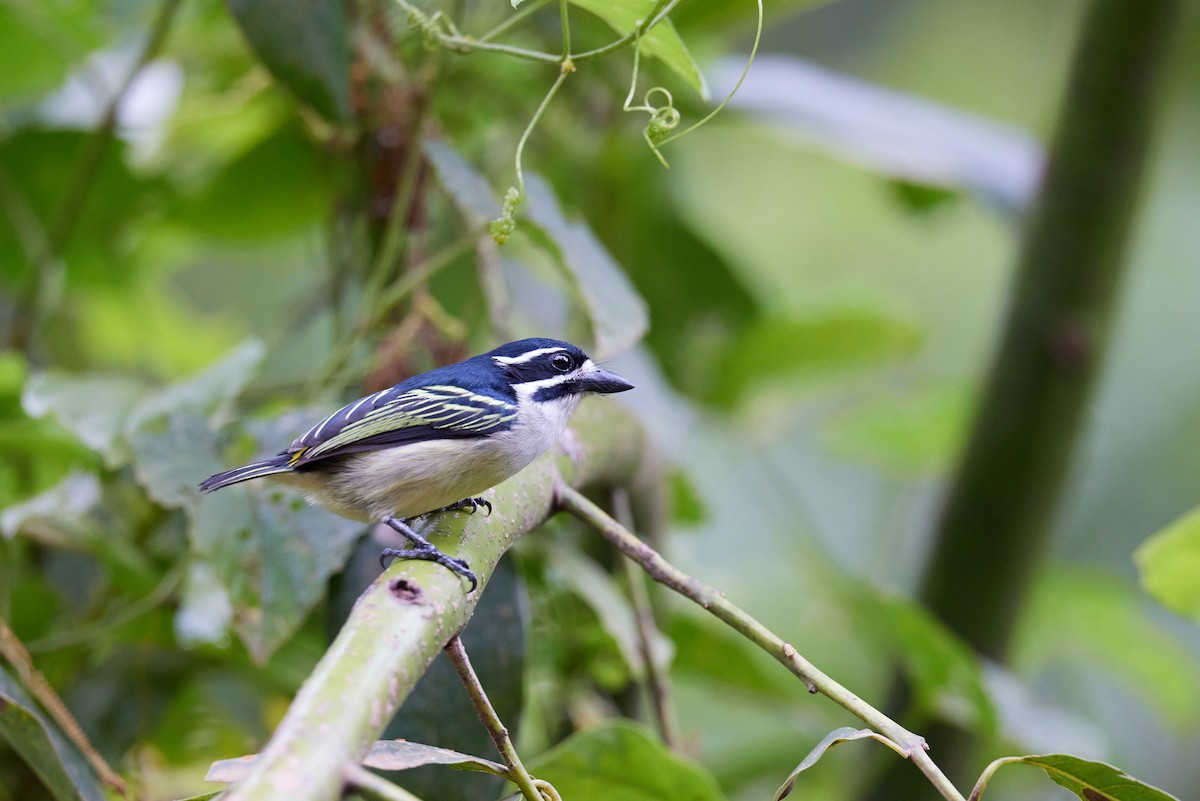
[573, 368, 634, 395]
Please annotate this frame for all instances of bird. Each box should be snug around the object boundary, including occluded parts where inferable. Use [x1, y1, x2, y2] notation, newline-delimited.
[199, 338, 634, 591]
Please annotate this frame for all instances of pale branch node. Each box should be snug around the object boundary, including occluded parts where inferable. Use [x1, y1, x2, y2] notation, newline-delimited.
[552, 483, 968, 801]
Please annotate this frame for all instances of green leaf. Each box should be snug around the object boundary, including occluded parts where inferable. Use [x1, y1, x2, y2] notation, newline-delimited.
[22, 372, 147, 467]
[969, 754, 1180, 801]
[227, 0, 352, 123]
[128, 408, 225, 510]
[526, 719, 725, 801]
[775, 727, 905, 801]
[522, 174, 649, 359]
[190, 485, 364, 663]
[0, 667, 108, 801]
[1134, 505, 1200, 623]
[569, 0, 708, 99]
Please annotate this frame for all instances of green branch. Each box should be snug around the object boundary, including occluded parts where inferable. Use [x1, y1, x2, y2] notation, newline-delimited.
[920, 0, 1183, 660]
[554, 485, 967, 801]
[219, 400, 650, 801]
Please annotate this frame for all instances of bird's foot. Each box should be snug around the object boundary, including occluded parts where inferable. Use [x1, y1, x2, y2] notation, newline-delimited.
[434, 496, 493, 517]
[380, 517, 477, 592]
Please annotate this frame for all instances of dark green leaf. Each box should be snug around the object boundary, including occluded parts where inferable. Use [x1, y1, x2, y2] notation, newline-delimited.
[527, 719, 725, 801]
[969, 754, 1180, 801]
[522, 174, 649, 359]
[0, 667, 108, 801]
[227, 0, 352, 123]
[1134, 505, 1200, 624]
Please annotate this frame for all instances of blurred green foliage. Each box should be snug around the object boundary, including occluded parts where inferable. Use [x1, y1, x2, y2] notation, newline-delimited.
[1, 1, 1199, 800]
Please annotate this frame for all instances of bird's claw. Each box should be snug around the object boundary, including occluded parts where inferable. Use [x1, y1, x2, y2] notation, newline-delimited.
[437, 497, 492, 517]
[379, 546, 477, 592]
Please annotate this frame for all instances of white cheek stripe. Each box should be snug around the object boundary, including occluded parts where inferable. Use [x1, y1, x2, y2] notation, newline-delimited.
[510, 360, 597, 398]
[493, 347, 567, 366]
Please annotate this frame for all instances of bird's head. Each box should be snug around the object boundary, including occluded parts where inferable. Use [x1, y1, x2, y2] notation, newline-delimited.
[488, 338, 634, 402]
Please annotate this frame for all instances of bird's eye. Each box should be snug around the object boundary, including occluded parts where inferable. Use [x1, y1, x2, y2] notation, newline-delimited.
[550, 353, 574, 372]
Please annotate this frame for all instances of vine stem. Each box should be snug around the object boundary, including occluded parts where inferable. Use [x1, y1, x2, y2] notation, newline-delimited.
[554, 483, 967, 801]
[444, 635, 547, 801]
[513, 67, 571, 195]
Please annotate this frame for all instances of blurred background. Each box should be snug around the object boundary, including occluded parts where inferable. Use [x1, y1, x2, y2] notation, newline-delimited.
[2, 0, 1198, 800]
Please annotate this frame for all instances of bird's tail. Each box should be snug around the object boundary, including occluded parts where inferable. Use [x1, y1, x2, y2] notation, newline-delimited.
[199, 455, 292, 493]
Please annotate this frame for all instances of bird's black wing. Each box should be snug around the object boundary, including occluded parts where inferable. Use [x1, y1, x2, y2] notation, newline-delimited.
[286, 384, 518, 467]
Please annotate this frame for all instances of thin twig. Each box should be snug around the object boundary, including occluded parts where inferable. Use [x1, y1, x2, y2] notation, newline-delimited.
[0, 616, 129, 798]
[554, 482, 966, 801]
[444, 635, 547, 801]
[612, 489, 678, 748]
[343, 763, 427, 801]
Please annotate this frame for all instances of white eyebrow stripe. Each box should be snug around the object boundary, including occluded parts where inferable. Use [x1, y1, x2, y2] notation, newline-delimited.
[492, 347, 567, 366]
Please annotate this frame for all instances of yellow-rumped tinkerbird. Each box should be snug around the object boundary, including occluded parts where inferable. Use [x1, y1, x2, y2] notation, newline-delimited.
[199, 339, 634, 590]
